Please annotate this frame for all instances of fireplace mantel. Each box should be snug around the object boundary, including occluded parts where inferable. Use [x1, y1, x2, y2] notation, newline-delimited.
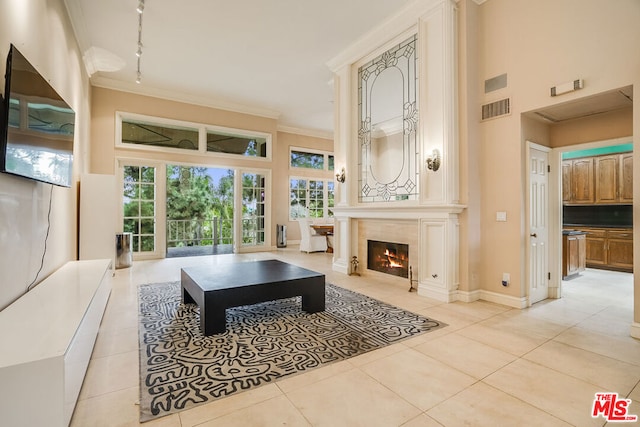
[331, 208, 464, 303]
[332, 204, 466, 220]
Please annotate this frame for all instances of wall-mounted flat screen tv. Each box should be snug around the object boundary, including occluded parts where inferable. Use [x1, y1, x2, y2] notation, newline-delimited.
[0, 44, 75, 187]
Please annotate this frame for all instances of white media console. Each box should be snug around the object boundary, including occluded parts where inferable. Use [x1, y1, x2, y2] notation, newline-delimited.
[0, 259, 112, 427]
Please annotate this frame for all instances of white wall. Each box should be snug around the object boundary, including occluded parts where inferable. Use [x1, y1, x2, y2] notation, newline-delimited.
[0, 0, 90, 310]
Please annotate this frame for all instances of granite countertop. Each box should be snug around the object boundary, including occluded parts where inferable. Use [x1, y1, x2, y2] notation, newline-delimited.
[562, 230, 587, 235]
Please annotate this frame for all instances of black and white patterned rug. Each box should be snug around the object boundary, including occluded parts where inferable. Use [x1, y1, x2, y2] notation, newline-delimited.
[137, 281, 446, 422]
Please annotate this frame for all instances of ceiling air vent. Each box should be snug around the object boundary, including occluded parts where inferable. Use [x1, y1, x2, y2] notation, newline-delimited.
[481, 98, 511, 121]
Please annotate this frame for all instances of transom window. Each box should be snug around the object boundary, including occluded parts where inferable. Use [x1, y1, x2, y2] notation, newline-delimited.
[207, 130, 267, 158]
[290, 148, 334, 171]
[117, 112, 271, 160]
[122, 120, 199, 150]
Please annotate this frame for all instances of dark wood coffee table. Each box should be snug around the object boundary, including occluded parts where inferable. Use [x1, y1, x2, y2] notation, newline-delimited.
[180, 259, 325, 335]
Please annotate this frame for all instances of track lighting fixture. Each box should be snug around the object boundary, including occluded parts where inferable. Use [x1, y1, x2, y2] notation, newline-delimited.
[135, 3, 144, 83]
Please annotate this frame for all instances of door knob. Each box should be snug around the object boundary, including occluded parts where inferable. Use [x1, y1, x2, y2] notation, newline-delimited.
[530, 233, 537, 238]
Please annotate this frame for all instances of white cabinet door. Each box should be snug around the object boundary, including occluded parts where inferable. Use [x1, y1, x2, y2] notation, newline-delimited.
[420, 220, 446, 287]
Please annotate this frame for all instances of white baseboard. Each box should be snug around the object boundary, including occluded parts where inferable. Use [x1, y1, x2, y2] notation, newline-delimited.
[477, 290, 528, 308]
[456, 289, 481, 303]
[418, 284, 458, 303]
[448, 289, 527, 308]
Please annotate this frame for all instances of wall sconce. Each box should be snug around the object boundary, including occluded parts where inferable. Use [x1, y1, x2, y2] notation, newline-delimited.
[336, 167, 346, 183]
[426, 149, 441, 172]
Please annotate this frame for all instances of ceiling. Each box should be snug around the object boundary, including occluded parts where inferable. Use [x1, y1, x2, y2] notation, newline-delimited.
[64, 0, 414, 135]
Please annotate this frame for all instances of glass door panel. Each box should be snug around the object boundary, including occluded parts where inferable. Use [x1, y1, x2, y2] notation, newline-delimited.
[241, 172, 266, 246]
[122, 165, 157, 254]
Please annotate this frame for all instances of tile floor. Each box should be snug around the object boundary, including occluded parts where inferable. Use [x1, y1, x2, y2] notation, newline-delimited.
[70, 248, 640, 426]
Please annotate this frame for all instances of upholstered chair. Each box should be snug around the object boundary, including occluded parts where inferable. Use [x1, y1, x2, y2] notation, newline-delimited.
[298, 218, 328, 253]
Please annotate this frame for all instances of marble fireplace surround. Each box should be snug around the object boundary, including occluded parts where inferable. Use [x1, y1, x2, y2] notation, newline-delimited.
[332, 205, 464, 303]
[358, 219, 417, 282]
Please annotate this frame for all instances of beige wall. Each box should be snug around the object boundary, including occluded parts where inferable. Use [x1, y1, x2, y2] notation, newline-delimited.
[550, 108, 633, 147]
[90, 87, 333, 247]
[276, 132, 334, 242]
[90, 87, 279, 174]
[0, 0, 91, 309]
[474, 0, 640, 300]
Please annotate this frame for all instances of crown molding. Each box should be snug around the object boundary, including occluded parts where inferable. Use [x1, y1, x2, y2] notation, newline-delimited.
[91, 76, 282, 120]
[277, 125, 334, 140]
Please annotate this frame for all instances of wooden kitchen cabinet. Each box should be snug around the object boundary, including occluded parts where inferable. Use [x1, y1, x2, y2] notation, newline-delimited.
[607, 229, 633, 271]
[562, 161, 572, 203]
[575, 227, 633, 272]
[563, 231, 586, 279]
[620, 152, 633, 203]
[564, 153, 632, 205]
[572, 158, 595, 203]
[583, 228, 607, 267]
[563, 157, 595, 204]
[595, 155, 618, 203]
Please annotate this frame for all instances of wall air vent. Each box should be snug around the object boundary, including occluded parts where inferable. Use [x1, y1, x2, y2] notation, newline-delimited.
[481, 98, 511, 121]
[484, 73, 507, 93]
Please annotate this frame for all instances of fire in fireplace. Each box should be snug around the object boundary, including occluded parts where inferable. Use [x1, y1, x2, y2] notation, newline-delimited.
[367, 240, 409, 278]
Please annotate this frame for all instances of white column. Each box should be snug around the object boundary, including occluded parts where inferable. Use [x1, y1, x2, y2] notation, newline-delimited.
[419, 0, 459, 205]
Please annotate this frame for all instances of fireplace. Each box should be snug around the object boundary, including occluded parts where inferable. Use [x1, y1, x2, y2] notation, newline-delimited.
[367, 240, 409, 278]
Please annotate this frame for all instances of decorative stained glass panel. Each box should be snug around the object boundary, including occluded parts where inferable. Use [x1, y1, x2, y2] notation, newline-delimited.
[358, 34, 419, 203]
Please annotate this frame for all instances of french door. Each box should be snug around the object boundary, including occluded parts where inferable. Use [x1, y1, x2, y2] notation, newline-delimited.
[238, 170, 270, 251]
[118, 160, 270, 258]
[118, 160, 165, 259]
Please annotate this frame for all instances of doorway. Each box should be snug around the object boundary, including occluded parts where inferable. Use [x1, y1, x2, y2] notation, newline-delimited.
[558, 140, 633, 281]
[523, 86, 633, 307]
[166, 165, 235, 258]
[118, 159, 271, 260]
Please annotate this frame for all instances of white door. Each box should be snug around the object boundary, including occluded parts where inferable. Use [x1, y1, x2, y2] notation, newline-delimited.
[529, 145, 550, 304]
[237, 170, 270, 251]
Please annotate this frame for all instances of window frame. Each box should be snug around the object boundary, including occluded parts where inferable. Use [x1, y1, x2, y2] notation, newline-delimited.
[115, 111, 272, 162]
[288, 176, 335, 220]
[289, 146, 334, 172]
